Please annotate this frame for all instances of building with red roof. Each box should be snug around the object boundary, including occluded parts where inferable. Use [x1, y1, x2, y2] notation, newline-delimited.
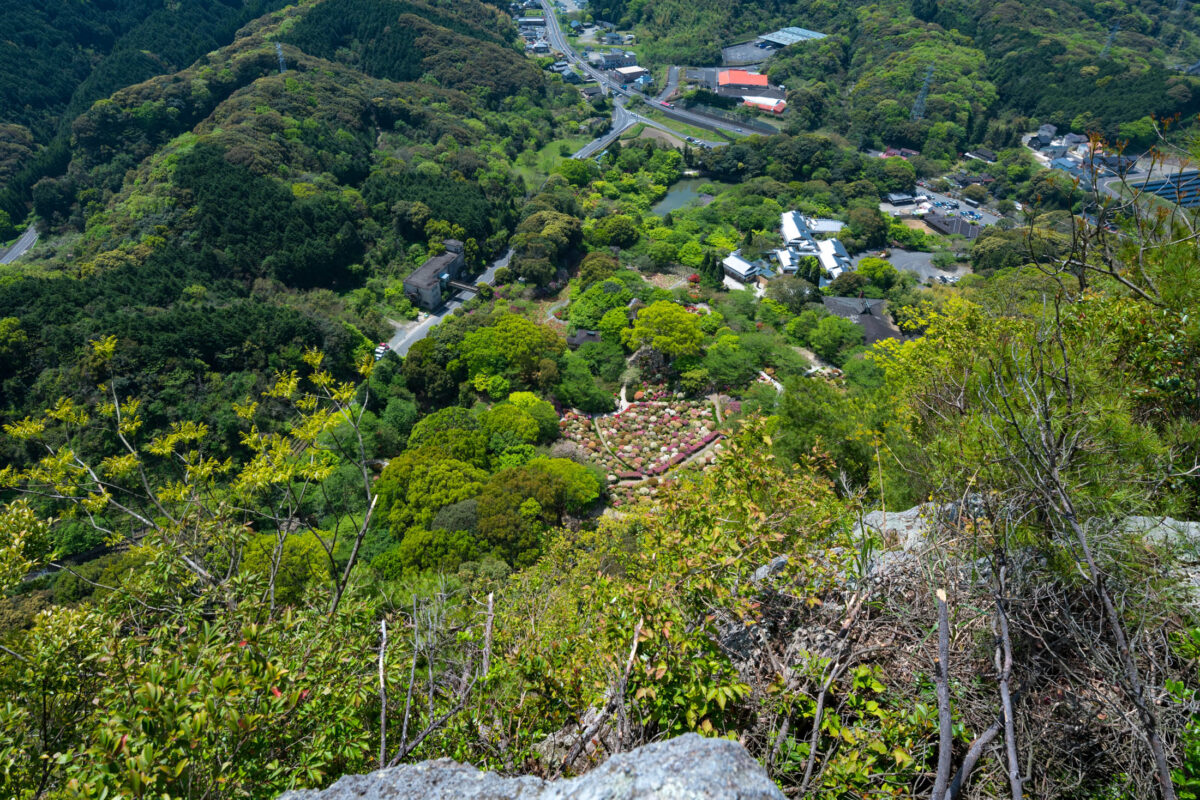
[717, 70, 769, 89]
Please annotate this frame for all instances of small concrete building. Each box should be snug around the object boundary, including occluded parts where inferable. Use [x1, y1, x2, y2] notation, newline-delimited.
[403, 240, 466, 310]
[588, 50, 637, 69]
[614, 65, 650, 83]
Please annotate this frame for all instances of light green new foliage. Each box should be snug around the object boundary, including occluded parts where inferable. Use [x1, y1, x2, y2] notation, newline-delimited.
[621, 300, 704, 358]
[0, 501, 53, 594]
[241, 531, 332, 607]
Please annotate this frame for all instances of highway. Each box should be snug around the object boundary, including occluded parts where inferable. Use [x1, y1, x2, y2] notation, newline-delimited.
[0, 225, 38, 265]
[538, 0, 738, 152]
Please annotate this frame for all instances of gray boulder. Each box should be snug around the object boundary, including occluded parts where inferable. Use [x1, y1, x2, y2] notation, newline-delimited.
[857, 505, 935, 553]
[278, 734, 784, 800]
[1124, 516, 1200, 550]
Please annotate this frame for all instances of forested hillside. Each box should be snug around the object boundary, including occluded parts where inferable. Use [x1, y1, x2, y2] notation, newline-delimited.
[0, 0, 602, 458]
[589, 0, 1200, 151]
[0, 0, 294, 217]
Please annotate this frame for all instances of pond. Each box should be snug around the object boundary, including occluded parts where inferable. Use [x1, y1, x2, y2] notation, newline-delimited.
[651, 178, 713, 216]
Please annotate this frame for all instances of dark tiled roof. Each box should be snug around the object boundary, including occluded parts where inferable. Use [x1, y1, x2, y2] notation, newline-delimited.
[567, 329, 603, 348]
[925, 215, 982, 239]
[821, 297, 901, 344]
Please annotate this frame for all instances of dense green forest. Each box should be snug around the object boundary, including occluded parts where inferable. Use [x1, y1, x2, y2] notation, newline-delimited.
[1, 0, 1200, 798]
[0, 0, 296, 222]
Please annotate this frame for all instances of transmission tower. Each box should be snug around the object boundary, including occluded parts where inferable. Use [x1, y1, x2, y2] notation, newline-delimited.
[910, 63, 935, 121]
[1099, 21, 1119, 58]
[275, 42, 287, 74]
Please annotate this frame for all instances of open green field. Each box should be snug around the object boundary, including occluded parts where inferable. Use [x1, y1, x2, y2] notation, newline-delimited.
[512, 134, 594, 189]
[635, 106, 738, 142]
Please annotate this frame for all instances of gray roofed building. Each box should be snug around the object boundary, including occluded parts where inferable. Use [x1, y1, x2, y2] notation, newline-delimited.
[759, 27, 827, 46]
[821, 297, 902, 344]
[809, 218, 845, 234]
[403, 242, 467, 310]
[722, 251, 758, 281]
[925, 214, 983, 239]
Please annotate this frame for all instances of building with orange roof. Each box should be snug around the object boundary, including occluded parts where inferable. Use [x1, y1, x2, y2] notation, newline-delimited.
[717, 70, 769, 90]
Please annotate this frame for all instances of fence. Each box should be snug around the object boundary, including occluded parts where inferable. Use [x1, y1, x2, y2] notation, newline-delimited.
[682, 103, 779, 134]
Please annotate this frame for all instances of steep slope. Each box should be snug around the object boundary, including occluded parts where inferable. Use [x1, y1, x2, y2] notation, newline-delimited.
[0, 0, 292, 208]
[0, 0, 590, 435]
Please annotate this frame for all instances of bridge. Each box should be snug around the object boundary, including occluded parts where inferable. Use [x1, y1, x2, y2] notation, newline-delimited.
[446, 279, 479, 294]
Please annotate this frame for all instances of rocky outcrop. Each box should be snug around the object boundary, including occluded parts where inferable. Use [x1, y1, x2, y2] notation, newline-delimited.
[1123, 515, 1200, 548]
[278, 734, 784, 800]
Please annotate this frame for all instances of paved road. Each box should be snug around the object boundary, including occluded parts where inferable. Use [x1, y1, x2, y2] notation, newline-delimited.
[387, 248, 512, 356]
[0, 225, 38, 264]
[655, 66, 679, 102]
[574, 103, 636, 159]
[539, 1, 732, 149]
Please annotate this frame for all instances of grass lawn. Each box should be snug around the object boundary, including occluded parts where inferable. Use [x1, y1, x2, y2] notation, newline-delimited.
[635, 106, 737, 142]
[512, 134, 594, 189]
[619, 122, 648, 140]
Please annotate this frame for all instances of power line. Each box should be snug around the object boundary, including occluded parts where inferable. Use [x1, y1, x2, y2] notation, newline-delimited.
[1099, 21, 1119, 59]
[910, 63, 935, 121]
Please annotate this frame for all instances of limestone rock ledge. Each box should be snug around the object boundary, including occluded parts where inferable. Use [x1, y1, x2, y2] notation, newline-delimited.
[278, 734, 784, 800]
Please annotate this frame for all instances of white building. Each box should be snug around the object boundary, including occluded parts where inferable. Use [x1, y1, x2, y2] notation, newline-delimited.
[780, 210, 811, 247]
[613, 65, 650, 83]
[777, 210, 851, 287]
[722, 251, 758, 282]
[816, 239, 851, 284]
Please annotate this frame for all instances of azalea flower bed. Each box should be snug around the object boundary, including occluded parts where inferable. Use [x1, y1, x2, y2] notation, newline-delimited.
[557, 409, 629, 478]
[627, 384, 672, 403]
[607, 447, 723, 509]
[596, 400, 721, 477]
[560, 394, 725, 486]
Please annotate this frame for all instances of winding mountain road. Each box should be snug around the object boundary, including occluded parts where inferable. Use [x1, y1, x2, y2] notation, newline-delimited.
[538, 1, 734, 153]
[0, 225, 38, 264]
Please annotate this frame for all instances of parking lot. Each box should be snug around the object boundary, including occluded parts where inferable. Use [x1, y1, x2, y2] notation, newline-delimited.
[917, 186, 1003, 226]
[720, 40, 771, 66]
[851, 248, 971, 285]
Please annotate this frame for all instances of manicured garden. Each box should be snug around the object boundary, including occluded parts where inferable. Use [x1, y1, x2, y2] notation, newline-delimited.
[558, 393, 723, 485]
